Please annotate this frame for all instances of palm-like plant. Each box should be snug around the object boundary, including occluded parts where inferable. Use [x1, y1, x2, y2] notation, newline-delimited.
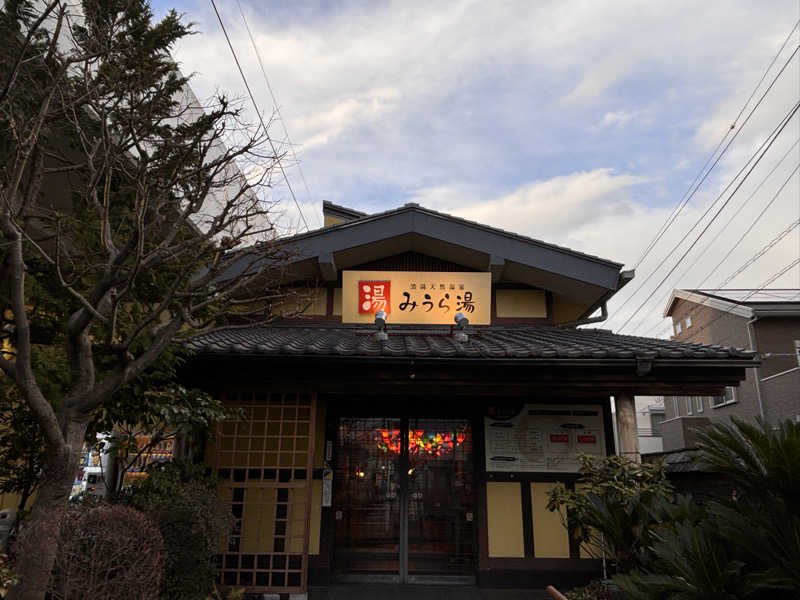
[616, 418, 800, 599]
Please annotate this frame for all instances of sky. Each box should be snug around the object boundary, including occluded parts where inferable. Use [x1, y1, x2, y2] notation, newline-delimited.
[151, 0, 800, 338]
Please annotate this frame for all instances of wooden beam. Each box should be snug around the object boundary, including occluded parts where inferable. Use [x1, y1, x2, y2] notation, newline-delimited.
[615, 393, 640, 463]
[317, 252, 337, 282]
[489, 255, 505, 283]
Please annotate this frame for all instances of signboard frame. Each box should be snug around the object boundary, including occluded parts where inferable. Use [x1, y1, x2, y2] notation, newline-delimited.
[484, 404, 607, 474]
[342, 270, 492, 325]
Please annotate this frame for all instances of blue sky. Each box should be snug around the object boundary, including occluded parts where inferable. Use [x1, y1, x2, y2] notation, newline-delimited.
[151, 0, 799, 335]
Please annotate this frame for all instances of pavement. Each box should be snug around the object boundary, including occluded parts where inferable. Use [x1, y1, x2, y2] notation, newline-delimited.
[308, 585, 553, 599]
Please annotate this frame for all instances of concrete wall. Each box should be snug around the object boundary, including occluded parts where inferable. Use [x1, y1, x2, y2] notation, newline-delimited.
[636, 396, 664, 455]
[661, 416, 711, 451]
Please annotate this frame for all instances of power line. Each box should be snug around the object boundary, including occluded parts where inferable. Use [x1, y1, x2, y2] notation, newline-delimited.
[611, 41, 800, 325]
[209, 0, 311, 232]
[634, 154, 800, 337]
[235, 0, 321, 230]
[677, 257, 800, 343]
[717, 218, 800, 288]
[629, 19, 800, 272]
[616, 98, 800, 333]
[608, 58, 800, 331]
[638, 212, 800, 339]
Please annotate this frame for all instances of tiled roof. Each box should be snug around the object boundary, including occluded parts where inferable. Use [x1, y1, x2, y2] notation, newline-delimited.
[186, 325, 757, 362]
[646, 449, 706, 473]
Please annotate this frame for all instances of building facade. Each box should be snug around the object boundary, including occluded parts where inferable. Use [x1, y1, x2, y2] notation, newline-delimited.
[661, 289, 800, 452]
[635, 397, 665, 455]
[184, 204, 756, 596]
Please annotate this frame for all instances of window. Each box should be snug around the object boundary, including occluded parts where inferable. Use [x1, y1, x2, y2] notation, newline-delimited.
[685, 315, 692, 329]
[672, 397, 680, 417]
[695, 396, 704, 413]
[650, 413, 666, 436]
[795, 340, 800, 366]
[712, 387, 736, 407]
[675, 321, 682, 334]
[686, 397, 693, 415]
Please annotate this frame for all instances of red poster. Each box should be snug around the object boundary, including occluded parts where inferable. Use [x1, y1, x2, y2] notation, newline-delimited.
[577, 435, 597, 444]
[549, 433, 569, 443]
[359, 281, 391, 313]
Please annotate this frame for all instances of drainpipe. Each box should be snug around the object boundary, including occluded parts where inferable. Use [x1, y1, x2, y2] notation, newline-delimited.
[746, 315, 765, 421]
[557, 301, 608, 329]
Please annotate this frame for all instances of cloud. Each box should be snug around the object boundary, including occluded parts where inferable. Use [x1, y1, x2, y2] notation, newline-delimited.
[300, 87, 402, 150]
[152, 0, 800, 336]
[598, 108, 651, 128]
[412, 169, 648, 248]
[562, 54, 633, 106]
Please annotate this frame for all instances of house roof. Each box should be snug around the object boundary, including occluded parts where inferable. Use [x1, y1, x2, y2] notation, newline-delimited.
[186, 324, 756, 364]
[222, 202, 633, 322]
[664, 289, 800, 318]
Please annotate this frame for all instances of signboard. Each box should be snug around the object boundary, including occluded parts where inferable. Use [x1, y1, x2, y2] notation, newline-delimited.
[484, 404, 606, 473]
[342, 271, 491, 325]
[322, 468, 333, 507]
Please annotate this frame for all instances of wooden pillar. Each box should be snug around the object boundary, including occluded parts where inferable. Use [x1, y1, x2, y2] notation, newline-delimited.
[615, 394, 640, 463]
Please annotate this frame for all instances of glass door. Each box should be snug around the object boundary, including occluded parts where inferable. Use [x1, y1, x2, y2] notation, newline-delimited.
[333, 418, 401, 578]
[332, 416, 475, 582]
[407, 419, 475, 579]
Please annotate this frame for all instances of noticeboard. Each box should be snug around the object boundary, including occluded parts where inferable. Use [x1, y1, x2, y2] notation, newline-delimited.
[484, 404, 606, 473]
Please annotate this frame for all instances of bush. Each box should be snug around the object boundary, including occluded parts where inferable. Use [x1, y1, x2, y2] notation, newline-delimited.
[21, 503, 165, 600]
[546, 454, 673, 574]
[121, 461, 232, 600]
[614, 418, 800, 599]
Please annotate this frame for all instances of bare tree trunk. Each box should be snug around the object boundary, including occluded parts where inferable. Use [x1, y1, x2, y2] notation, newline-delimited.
[6, 419, 86, 600]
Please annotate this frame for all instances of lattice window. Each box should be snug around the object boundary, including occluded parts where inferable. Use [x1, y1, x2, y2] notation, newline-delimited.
[208, 391, 315, 593]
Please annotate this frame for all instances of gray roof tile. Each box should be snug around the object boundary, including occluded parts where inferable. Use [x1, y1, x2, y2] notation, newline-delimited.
[185, 324, 757, 363]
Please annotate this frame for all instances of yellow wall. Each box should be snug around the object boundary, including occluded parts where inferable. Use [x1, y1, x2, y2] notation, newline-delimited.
[486, 482, 524, 558]
[531, 482, 570, 558]
[495, 290, 547, 318]
[324, 215, 346, 227]
[332, 288, 342, 316]
[575, 483, 603, 559]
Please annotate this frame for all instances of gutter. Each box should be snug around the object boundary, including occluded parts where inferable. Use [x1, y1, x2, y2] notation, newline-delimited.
[557, 301, 608, 329]
[746, 316, 766, 421]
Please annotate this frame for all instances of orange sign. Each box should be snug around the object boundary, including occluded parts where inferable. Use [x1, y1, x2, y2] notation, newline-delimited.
[342, 271, 491, 325]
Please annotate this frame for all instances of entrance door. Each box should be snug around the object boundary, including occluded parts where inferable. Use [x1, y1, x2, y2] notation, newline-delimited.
[407, 418, 475, 580]
[333, 417, 401, 577]
[332, 417, 475, 582]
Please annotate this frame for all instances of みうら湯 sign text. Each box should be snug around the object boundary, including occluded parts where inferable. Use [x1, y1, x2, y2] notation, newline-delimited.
[343, 271, 491, 324]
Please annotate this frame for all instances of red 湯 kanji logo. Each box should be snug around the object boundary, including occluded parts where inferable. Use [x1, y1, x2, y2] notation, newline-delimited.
[359, 281, 391, 313]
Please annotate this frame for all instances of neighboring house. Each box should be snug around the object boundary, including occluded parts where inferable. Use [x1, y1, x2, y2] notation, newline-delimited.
[611, 396, 665, 455]
[636, 396, 665, 455]
[660, 289, 800, 452]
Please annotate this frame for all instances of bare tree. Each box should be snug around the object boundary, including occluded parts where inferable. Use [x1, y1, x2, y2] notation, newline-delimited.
[0, 2, 295, 597]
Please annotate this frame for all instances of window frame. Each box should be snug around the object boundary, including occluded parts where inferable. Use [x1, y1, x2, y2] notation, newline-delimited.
[711, 386, 737, 408]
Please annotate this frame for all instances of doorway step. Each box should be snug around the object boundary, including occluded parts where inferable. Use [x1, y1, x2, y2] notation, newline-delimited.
[308, 585, 551, 599]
